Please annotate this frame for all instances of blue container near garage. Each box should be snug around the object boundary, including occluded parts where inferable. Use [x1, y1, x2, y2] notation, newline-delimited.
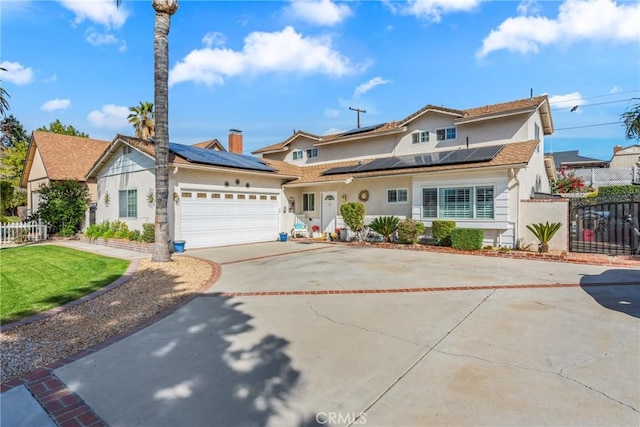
[173, 240, 186, 253]
[279, 233, 288, 242]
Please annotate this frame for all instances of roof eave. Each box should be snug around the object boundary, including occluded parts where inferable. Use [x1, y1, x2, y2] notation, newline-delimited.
[454, 106, 537, 125]
[171, 162, 298, 179]
[315, 127, 408, 146]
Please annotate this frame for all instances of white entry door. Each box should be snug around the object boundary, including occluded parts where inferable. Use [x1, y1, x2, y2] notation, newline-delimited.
[180, 190, 279, 248]
[321, 192, 337, 233]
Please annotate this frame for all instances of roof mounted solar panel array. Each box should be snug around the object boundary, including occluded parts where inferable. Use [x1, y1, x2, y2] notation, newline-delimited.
[340, 123, 386, 137]
[169, 143, 276, 172]
[322, 145, 503, 175]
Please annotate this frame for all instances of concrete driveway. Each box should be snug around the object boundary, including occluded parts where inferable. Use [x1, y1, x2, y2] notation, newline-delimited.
[47, 242, 640, 425]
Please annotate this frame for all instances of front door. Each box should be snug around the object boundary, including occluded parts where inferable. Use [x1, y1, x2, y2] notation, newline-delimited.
[321, 192, 337, 233]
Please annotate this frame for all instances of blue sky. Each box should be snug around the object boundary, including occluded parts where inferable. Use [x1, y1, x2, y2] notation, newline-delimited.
[2, 0, 639, 161]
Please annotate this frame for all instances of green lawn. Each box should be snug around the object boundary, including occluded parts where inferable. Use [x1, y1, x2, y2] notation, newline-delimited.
[0, 245, 130, 324]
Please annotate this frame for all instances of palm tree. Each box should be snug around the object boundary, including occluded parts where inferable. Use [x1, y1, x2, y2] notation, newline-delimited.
[621, 99, 640, 141]
[0, 67, 10, 116]
[128, 101, 155, 139]
[117, 0, 177, 262]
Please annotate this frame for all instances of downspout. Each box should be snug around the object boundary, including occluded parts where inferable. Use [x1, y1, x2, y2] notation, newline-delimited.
[510, 168, 520, 247]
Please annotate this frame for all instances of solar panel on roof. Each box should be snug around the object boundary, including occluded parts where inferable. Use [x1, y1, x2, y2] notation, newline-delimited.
[340, 123, 386, 137]
[321, 145, 504, 175]
[169, 143, 275, 172]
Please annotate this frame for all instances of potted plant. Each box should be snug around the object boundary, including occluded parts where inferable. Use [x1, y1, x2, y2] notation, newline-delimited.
[311, 225, 320, 238]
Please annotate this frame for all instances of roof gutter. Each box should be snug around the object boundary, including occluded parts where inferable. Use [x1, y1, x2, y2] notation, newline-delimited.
[172, 161, 299, 180]
[314, 127, 407, 146]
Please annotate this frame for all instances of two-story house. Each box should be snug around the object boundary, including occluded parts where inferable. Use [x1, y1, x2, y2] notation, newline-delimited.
[254, 95, 554, 248]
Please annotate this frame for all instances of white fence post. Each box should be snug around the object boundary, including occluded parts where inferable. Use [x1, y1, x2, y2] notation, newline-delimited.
[0, 219, 49, 244]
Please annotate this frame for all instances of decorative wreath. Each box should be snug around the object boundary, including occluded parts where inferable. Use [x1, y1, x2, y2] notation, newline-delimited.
[358, 189, 370, 202]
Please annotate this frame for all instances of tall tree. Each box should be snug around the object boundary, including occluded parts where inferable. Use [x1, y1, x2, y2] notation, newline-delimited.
[37, 119, 89, 138]
[1, 115, 28, 148]
[0, 116, 28, 213]
[128, 101, 155, 139]
[621, 98, 640, 141]
[0, 67, 10, 116]
[117, 0, 177, 261]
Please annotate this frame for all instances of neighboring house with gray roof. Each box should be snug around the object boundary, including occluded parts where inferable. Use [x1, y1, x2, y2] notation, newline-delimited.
[545, 150, 608, 170]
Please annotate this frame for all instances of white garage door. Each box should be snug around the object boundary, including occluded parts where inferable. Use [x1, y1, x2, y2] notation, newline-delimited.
[180, 190, 280, 248]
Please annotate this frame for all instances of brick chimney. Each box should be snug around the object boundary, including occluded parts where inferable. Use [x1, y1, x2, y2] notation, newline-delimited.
[228, 129, 243, 154]
[613, 145, 622, 155]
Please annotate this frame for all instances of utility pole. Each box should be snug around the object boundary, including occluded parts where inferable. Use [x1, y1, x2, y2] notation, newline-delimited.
[349, 106, 366, 128]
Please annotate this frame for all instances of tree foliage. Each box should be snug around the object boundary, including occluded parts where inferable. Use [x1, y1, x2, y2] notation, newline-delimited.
[128, 101, 155, 140]
[0, 67, 9, 116]
[36, 119, 89, 138]
[620, 99, 640, 141]
[1, 115, 27, 148]
[36, 180, 90, 236]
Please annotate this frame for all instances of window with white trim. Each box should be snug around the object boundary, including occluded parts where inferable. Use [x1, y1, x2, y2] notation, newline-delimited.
[422, 186, 494, 219]
[387, 188, 408, 204]
[119, 189, 137, 218]
[306, 148, 318, 158]
[436, 127, 457, 141]
[303, 193, 315, 211]
[411, 131, 429, 144]
[534, 123, 540, 141]
[292, 150, 303, 160]
[123, 145, 132, 154]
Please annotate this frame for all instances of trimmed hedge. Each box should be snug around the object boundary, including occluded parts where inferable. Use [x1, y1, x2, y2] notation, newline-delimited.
[432, 220, 456, 246]
[397, 219, 425, 244]
[450, 228, 483, 250]
[598, 185, 640, 197]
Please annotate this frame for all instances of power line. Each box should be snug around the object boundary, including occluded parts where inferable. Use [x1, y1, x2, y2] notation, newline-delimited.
[555, 121, 620, 131]
[548, 89, 640, 105]
[552, 98, 636, 111]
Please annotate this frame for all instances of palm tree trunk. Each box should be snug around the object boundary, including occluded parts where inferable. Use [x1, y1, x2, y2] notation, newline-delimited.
[151, 0, 177, 262]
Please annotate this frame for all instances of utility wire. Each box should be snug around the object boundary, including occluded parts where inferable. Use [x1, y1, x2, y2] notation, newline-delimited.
[555, 122, 620, 131]
[552, 98, 636, 111]
[548, 89, 640, 105]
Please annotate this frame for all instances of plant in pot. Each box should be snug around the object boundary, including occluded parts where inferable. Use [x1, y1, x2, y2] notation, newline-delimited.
[311, 225, 320, 238]
[526, 222, 562, 253]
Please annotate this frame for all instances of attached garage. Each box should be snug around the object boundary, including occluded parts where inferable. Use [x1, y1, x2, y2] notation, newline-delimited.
[179, 190, 280, 248]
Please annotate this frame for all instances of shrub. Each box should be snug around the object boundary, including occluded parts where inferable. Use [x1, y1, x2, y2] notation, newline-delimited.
[552, 167, 585, 193]
[526, 222, 562, 253]
[397, 219, 426, 244]
[128, 229, 141, 242]
[369, 216, 400, 242]
[431, 220, 456, 246]
[340, 202, 365, 241]
[141, 223, 155, 243]
[597, 185, 640, 198]
[450, 228, 483, 250]
[36, 180, 90, 236]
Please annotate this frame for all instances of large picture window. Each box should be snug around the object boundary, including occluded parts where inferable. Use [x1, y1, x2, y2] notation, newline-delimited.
[303, 193, 315, 211]
[422, 186, 494, 219]
[119, 189, 137, 218]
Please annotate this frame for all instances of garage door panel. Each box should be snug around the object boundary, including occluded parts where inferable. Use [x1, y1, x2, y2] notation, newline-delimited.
[180, 192, 280, 248]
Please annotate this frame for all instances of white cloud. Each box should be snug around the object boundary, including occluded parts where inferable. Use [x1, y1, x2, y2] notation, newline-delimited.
[86, 28, 119, 46]
[286, 0, 352, 26]
[517, 0, 541, 16]
[353, 76, 390, 98]
[0, 60, 34, 85]
[324, 108, 340, 118]
[202, 32, 226, 48]
[392, 0, 481, 22]
[478, 0, 640, 58]
[59, 0, 128, 29]
[41, 98, 71, 112]
[87, 104, 129, 128]
[609, 86, 622, 94]
[169, 26, 361, 86]
[548, 92, 587, 110]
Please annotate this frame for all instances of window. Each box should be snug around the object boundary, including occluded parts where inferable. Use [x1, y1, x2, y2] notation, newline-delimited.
[306, 148, 318, 158]
[303, 193, 315, 211]
[123, 145, 132, 154]
[436, 127, 457, 141]
[422, 186, 494, 219]
[412, 131, 429, 144]
[119, 189, 137, 218]
[293, 150, 304, 160]
[387, 188, 408, 204]
[534, 123, 540, 141]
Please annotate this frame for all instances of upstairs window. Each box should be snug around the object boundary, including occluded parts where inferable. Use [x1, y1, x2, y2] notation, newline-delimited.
[306, 148, 318, 158]
[412, 131, 429, 144]
[535, 123, 540, 141]
[123, 145, 132, 154]
[436, 127, 457, 141]
[292, 150, 304, 160]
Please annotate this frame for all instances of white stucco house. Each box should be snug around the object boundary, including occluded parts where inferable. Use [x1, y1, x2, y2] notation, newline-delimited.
[88, 94, 555, 249]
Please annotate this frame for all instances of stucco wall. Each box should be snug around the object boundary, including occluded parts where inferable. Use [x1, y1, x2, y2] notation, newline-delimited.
[516, 142, 551, 198]
[519, 199, 569, 251]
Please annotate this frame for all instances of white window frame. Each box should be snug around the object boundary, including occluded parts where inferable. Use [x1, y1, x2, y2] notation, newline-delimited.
[387, 188, 408, 204]
[119, 189, 137, 218]
[411, 131, 429, 144]
[436, 127, 457, 141]
[306, 148, 318, 158]
[292, 150, 304, 160]
[421, 185, 494, 219]
[302, 193, 315, 211]
[534, 123, 540, 141]
[123, 145, 132, 154]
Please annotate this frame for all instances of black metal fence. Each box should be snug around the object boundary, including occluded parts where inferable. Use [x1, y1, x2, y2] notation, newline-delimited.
[569, 198, 640, 255]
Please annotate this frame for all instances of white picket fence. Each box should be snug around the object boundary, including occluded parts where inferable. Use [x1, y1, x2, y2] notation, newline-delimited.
[0, 219, 48, 244]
